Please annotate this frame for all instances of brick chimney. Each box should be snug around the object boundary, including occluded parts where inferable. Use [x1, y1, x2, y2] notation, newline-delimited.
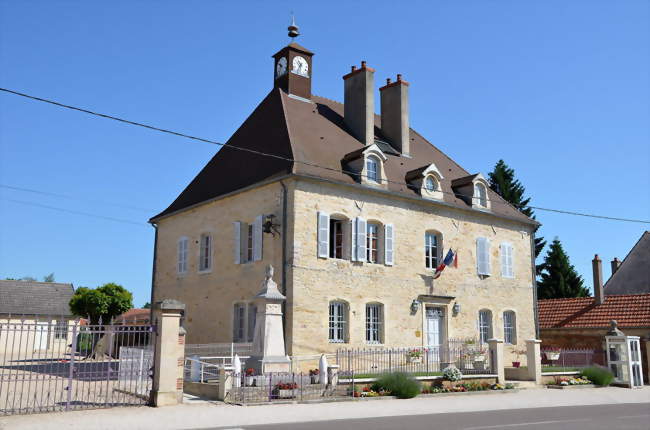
[592, 254, 605, 305]
[343, 61, 375, 146]
[610, 257, 621, 275]
[380, 74, 410, 156]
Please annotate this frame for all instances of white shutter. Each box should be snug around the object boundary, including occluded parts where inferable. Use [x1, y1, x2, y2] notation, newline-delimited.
[384, 224, 394, 266]
[485, 238, 491, 275]
[500, 243, 507, 277]
[253, 215, 263, 261]
[233, 222, 241, 264]
[507, 244, 514, 278]
[356, 217, 367, 263]
[477, 237, 491, 276]
[350, 219, 357, 261]
[317, 212, 330, 258]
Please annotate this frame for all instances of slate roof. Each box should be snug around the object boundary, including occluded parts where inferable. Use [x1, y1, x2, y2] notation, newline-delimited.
[151, 86, 536, 227]
[604, 231, 650, 295]
[537, 293, 650, 329]
[0, 280, 74, 316]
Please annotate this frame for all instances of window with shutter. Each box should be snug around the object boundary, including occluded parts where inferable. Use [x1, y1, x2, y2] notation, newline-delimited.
[177, 237, 188, 274]
[317, 212, 330, 258]
[356, 217, 367, 262]
[253, 215, 263, 261]
[500, 243, 514, 278]
[246, 224, 254, 262]
[199, 233, 212, 272]
[366, 223, 379, 263]
[476, 237, 491, 276]
[384, 224, 394, 266]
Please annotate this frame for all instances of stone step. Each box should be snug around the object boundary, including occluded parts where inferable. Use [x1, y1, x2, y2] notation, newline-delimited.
[505, 380, 538, 389]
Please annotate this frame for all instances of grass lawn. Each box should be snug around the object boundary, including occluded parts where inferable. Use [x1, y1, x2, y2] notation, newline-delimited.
[542, 366, 581, 373]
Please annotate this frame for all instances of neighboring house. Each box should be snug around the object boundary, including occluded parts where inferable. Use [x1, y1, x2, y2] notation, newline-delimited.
[0, 280, 75, 353]
[115, 308, 151, 325]
[150, 35, 539, 364]
[538, 244, 650, 382]
[604, 231, 649, 295]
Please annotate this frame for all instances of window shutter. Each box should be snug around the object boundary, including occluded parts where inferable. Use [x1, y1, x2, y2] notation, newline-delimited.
[356, 217, 367, 263]
[485, 238, 491, 275]
[477, 237, 491, 275]
[350, 219, 357, 261]
[384, 224, 394, 266]
[507, 244, 514, 278]
[233, 222, 241, 264]
[500, 243, 507, 277]
[317, 212, 330, 258]
[253, 215, 263, 261]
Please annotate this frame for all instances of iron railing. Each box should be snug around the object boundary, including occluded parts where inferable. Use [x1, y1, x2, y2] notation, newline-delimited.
[0, 318, 154, 416]
[541, 347, 606, 371]
[336, 339, 493, 377]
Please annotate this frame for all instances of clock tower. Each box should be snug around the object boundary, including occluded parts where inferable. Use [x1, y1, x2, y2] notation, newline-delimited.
[272, 19, 313, 100]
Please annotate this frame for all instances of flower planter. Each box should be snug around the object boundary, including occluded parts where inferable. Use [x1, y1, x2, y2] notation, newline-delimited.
[406, 355, 423, 364]
[546, 352, 561, 361]
[276, 389, 298, 399]
[245, 376, 256, 386]
[310, 375, 319, 384]
[473, 355, 486, 362]
[512, 362, 521, 368]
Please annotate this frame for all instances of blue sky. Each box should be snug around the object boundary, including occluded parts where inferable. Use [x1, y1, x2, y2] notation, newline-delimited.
[1, 1, 648, 307]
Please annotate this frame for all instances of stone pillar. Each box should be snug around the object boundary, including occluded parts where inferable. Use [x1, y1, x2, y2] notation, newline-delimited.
[245, 265, 291, 374]
[488, 338, 505, 383]
[150, 299, 185, 407]
[526, 339, 543, 385]
[217, 366, 234, 401]
[327, 364, 340, 387]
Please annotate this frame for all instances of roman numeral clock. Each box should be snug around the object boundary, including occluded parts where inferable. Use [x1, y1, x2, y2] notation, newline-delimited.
[272, 37, 314, 100]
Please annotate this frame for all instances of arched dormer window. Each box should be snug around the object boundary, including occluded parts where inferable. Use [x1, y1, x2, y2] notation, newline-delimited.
[406, 163, 444, 200]
[366, 156, 379, 183]
[474, 183, 488, 208]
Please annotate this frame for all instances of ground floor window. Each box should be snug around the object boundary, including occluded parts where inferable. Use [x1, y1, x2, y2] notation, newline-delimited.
[329, 301, 347, 343]
[478, 309, 493, 344]
[503, 311, 516, 344]
[365, 303, 383, 344]
[54, 319, 68, 339]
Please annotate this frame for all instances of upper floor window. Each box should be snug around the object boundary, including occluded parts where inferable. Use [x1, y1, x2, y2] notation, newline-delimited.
[246, 224, 254, 262]
[500, 242, 514, 278]
[366, 303, 384, 344]
[329, 301, 348, 343]
[177, 236, 189, 274]
[425, 232, 441, 269]
[476, 237, 491, 276]
[366, 156, 379, 183]
[503, 311, 516, 345]
[234, 216, 263, 264]
[199, 233, 212, 272]
[329, 218, 344, 259]
[233, 303, 256, 343]
[366, 223, 380, 263]
[478, 309, 493, 344]
[474, 183, 488, 208]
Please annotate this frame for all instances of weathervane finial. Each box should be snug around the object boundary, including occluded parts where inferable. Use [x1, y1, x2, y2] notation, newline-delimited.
[288, 13, 300, 40]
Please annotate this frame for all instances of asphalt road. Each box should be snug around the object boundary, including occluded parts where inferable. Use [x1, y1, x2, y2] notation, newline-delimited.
[209, 403, 650, 430]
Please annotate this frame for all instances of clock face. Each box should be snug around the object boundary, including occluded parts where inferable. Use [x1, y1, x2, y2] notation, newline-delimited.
[292, 55, 309, 77]
[275, 57, 287, 78]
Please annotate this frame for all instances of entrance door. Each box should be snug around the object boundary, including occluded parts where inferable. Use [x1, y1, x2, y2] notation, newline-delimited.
[425, 308, 444, 362]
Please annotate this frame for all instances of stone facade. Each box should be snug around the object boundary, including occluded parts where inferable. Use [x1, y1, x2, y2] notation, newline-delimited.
[153, 176, 537, 365]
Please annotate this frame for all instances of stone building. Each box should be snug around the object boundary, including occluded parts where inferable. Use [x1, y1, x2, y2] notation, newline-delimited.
[150, 33, 539, 364]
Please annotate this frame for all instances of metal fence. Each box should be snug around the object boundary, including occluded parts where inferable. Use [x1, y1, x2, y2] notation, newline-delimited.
[228, 372, 348, 404]
[336, 339, 493, 377]
[0, 318, 154, 416]
[541, 348, 606, 371]
[183, 342, 252, 382]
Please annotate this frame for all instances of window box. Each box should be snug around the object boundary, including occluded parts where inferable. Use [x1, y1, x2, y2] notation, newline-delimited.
[406, 355, 423, 364]
[275, 389, 298, 399]
[546, 352, 561, 361]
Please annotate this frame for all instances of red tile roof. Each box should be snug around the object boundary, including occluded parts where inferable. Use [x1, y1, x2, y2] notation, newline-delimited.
[115, 308, 150, 324]
[538, 294, 650, 329]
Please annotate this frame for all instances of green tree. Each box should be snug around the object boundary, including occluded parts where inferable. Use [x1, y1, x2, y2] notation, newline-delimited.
[43, 273, 55, 282]
[538, 238, 590, 299]
[488, 160, 546, 274]
[142, 302, 151, 309]
[69, 283, 133, 325]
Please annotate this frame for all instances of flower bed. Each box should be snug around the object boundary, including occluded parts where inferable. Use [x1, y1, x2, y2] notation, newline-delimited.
[545, 376, 593, 389]
[423, 381, 515, 394]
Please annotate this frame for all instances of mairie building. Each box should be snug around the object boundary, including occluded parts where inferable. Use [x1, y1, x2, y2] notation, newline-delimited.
[150, 33, 539, 365]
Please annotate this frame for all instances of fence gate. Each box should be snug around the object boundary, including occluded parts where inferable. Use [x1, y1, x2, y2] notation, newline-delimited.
[0, 318, 154, 416]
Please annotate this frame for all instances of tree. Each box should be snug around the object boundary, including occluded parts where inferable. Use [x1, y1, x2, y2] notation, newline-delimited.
[69, 283, 133, 325]
[537, 238, 590, 299]
[488, 160, 546, 274]
[43, 273, 55, 282]
[142, 302, 151, 309]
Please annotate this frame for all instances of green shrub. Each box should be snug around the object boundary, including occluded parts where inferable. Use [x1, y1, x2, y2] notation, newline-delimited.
[371, 372, 422, 399]
[580, 366, 614, 386]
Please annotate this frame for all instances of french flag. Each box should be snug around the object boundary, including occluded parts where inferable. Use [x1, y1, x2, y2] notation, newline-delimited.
[433, 249, 457, 279]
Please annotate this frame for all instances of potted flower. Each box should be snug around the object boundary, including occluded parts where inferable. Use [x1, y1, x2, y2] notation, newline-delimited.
[545, 348, 561, 361]
[512, 349, 526, 368]
[273, 382, 298, 398]
[309, 368, 320, 384]
[441, 365, 463, 389]
[406, 349, 423, 364]
[245, 368, 256, 386]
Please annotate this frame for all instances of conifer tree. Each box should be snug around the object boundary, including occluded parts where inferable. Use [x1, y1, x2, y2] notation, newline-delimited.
[488, 160, 546, 274]
[537, 238, 590, 299]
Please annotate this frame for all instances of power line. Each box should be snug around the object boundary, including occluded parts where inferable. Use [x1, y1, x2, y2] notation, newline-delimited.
[2, 198, 148, 227]
[0, 184, 152, 213]
[2, 87, 648, 225]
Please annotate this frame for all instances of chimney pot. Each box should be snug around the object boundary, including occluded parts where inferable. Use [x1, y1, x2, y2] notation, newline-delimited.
[592, 254, 604, 305]
[361, 61, 366, 68]
[351, 65, 357, 72]
[611, 257, 621, 275]
[386, 78, 391, 85]
[397, 74, 402, 82]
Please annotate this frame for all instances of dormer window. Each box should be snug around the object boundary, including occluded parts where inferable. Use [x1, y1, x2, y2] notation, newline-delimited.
[474, 183, 488, 208]
[406, 163, 444, 200]
[425, 176, 438, 193]
[342, 144, 388, 187]
[366, 156, 379, 183]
